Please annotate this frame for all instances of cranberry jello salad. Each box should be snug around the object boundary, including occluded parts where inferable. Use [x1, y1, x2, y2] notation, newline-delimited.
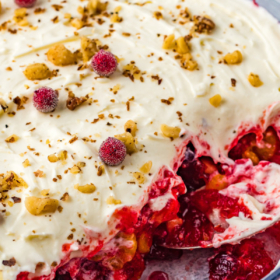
[1, 0, 280, 279]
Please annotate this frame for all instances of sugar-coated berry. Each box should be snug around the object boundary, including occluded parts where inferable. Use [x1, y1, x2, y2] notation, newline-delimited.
[15, 0, 37, 8]
[33, 87, 59, 113]
[91, 49, 118, 77]
[99, 137, 126, 166]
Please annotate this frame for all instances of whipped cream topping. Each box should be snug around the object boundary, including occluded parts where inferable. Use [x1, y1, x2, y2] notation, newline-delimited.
[1, 0, 280, 278]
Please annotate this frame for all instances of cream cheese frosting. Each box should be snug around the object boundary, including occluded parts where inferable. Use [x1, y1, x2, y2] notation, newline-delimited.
[1, 0, 280, 279]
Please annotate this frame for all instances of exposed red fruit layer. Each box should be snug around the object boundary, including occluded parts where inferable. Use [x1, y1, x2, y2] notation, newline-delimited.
[148, 271, 170, 280]
[33, 87, 59, 113]
[209, 239, 274, 280]
[91, 49, 118, 77]
[99, 137, 126, 166]
[15, 0, 37, 8]
[26, 126, 280, 280]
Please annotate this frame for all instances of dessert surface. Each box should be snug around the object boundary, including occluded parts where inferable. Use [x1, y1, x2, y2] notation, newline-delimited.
[1, 0, 280, 279]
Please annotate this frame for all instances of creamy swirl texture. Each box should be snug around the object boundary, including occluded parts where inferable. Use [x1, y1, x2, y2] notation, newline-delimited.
[0, 0, 280, 279]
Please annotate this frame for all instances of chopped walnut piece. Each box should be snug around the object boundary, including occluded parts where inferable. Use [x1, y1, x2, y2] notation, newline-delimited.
[12, 196, 21, 203]
[248, 73, 263, 87]
[87, 0, 108, 16]
[162, 34, 176, 50]
[66, 92, 88, 111]
[47, 44, 77, 66]
[76, 183, 96, 194]
[80, 36, 98, 62]
[193, 16, 215, 34]
[71, 18, 84, 29]
[70, 166, 82, 174]
[77, 162, 86, 168]
[13, 96, 28, 110]
[13, 8, 29, 26]
[5, 134, 19, 143]
[124, 120, 137, 136]
[224, 50, 243, 65]
[48, 154, 58, 163]
[175, 37, 190, 54]
[2, 257, 16, 267]
[0, 98, 8, 112]
[41, 189, 50, 196]
[60, 192, 70, 201]
[115, 132, 137, 155]
[34, 170, 45, 178]
[106, 196, 121, 205]
[153, 11, 163, 20]
[132, 172, 145, 184]
[23, 63, 52, 81]
[140, 161, 152, 173]
[25, 197, 59, 215]
[97, 165, 105, 176]
[58, 150, 68, 160]
[22, 159, 30, 168]
[111, 6, 123, 23]
[209, 94, 222, 107]
[180, 53, 198, 71]
[161, 124, 181, 139]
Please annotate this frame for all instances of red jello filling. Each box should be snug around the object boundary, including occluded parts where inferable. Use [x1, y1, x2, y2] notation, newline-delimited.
[208, 239, 274, 280]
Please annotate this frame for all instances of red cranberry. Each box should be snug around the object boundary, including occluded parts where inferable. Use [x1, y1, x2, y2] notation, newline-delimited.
[209, 239, 274, 280]
[33, 87, 58, 113]
[91, 49, 118, 77]
[15, 0, 37, 7]
[148, 271, 169, 280]
[99, 137, 126, 166]
[209, 253, 239, 280]
[177, 156, 205, 193]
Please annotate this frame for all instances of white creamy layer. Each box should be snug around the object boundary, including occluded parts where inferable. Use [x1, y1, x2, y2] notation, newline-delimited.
[0, 0, 280, 279]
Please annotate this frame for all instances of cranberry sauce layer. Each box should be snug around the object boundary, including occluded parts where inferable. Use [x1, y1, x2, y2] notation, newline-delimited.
[208, 238, 274, 280]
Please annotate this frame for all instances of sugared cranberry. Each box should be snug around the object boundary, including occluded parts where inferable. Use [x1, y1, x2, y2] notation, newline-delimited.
[148, 271, 169, 280]
[15, 0, 37, 8]
[99, 137, 126, 166]
[33, 87, 58, 113]
[91, 49, 118, 77]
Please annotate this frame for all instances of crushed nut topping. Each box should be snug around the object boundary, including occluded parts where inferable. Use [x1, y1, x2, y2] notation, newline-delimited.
[106, 196, 122, 205]
[23, 63, 52, 81]
[224, 50, 243, 65]
[25, 197, 59, 215]
[75, 183, 96, 194]
[209, 94, 222, 107]
[5, 134, 19, 143]
[248, 73, 263, 87]
[193, 16, 215, 34]
[124, 120, 137, 136]
[66, 91, 88, 111]
[160, 124, 181, 139]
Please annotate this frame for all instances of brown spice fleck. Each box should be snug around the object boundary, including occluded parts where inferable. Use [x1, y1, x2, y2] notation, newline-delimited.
[231, 78, 237, 87]
[11, 197, 21, 203]
[69, 136, 78, 144]
[60, 192, 70, 201]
